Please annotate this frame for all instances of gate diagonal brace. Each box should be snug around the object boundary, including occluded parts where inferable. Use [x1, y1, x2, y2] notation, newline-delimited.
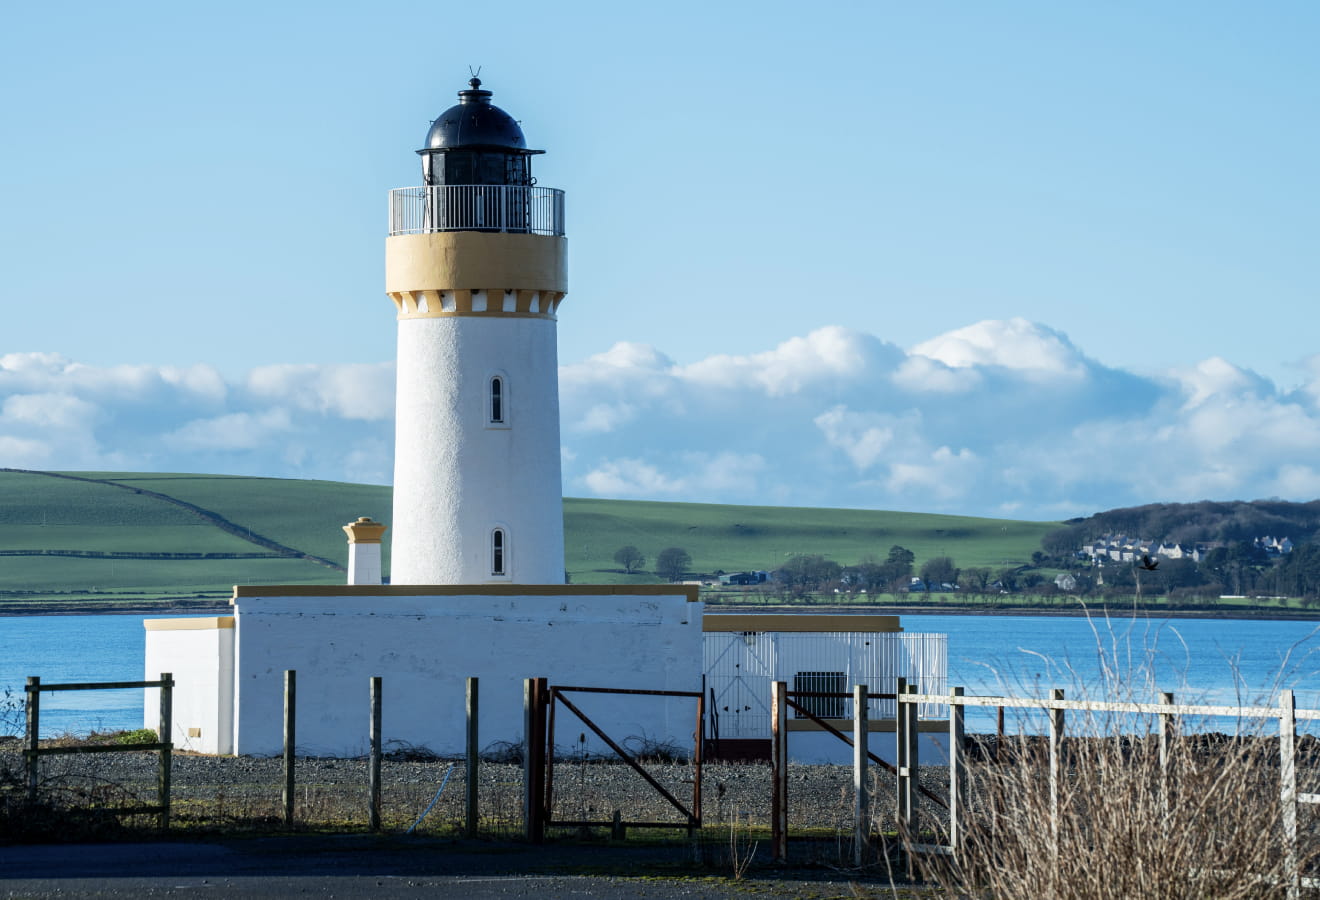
[784, 693, 948, 812]
[550, 689, 696, 826]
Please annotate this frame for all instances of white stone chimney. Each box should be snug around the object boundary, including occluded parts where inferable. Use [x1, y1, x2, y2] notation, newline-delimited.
[342, 517, 388, 585]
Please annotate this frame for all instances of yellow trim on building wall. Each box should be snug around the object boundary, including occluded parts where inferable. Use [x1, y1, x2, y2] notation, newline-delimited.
[232, 584, 701, 602]
[703, 614, 902, 633]
[144, 616, 235, 631]
[385, 232, 567, 300]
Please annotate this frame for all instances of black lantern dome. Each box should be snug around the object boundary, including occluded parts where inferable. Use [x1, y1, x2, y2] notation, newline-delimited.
[418, 79, 543, 188]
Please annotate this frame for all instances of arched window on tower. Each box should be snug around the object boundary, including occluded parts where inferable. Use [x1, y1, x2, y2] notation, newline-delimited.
[491, 528, 506, 576]
[489, 376, 505, 425]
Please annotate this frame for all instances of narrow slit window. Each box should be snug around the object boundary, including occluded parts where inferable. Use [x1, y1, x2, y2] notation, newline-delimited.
[489, 376, 505, 424]
[492, 528, 506, 576]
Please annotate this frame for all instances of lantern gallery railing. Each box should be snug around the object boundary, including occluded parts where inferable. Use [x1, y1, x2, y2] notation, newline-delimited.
[389, 185, 565, 237]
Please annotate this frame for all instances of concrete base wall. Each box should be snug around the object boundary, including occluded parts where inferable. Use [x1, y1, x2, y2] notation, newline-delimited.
[227, 586, 702, 757]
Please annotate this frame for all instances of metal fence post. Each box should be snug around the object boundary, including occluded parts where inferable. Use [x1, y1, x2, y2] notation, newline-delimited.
[24, 676, 39, 803]
[895, 677, 910, 831]
[466, 676, 479, 838]
[853, 683, 869, 867]
[1280, 689, 1300, 900]
[904, 683, 919, 834]
[158, 673, 173, 830]
[691, 682, 705, 862]
[369, 676, 382, 832]
[770, 680, 788, 863]
[283, 670, 296, 829]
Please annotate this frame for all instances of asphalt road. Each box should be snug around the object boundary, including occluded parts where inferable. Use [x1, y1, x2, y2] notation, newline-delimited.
[0, 836, 911, 899]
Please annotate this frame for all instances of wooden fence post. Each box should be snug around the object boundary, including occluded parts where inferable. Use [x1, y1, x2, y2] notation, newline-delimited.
[996, 705, 1005, 764]
[158, 673, 173, 830]
[369, 676, 382, 832]
[24, 676, 39, 803]
[1280, 689, 1300, 900]
[770, 680, 788, 863]
[1048, 688, 1065, 848]
[283, 670, 296, 829]
[523, 677, 547, 843]
[466, 676, 479, 838]
[949, 686, 965, 856]
[1158, 691, 1174, 824]
[853, 683, 870, 866]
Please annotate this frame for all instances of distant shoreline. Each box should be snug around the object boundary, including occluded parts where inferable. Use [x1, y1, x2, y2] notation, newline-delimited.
[705, 602, 1320, 622]
[0, 601, 231, 617]
[5, 597, 1320, 623]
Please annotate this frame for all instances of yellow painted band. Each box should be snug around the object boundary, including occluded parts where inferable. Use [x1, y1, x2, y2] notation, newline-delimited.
[144, 616, 235, 631]
[702, 614, 902, 633]
[385, 232, 567, 297]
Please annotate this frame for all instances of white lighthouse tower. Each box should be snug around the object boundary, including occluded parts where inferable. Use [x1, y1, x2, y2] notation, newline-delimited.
[385, 79, 567, 585]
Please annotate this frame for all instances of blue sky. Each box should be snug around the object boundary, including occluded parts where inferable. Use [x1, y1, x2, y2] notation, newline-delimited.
[2, 1, 1319, 520]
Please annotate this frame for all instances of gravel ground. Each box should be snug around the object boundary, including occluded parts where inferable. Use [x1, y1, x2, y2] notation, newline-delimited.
[3, 747, 950, 842]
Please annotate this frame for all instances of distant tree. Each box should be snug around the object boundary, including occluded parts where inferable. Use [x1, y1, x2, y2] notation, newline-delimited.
[776, 554, 842, 600]
[920, 556, 959, 589]
[613, 545, 645, 574]
[1203, 542, 1269, 595]
[655, 547, 692, 582]
[875, 545, 915, 589]
[961, 567, 993, 594]
[1271, 541, 1320, 600]
[848, 560, 896, 594]
[996, 567, 1021, 593]
[1041, 524, 1086, 558]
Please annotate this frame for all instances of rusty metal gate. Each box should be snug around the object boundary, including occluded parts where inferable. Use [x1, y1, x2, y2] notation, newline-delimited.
[522, 677, 704, 840]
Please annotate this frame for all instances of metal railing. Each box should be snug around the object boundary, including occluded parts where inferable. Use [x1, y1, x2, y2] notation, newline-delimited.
[389, 185, 565, 236]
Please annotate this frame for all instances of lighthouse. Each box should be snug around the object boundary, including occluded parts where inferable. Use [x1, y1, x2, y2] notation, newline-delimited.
[385, 79, 568, 585]
[146, 78, 710, 760]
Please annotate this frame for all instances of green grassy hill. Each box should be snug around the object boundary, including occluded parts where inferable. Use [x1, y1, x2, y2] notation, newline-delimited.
[0, 469, 1056, 606]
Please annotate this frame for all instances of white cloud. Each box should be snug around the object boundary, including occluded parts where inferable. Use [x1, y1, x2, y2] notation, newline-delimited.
[0, 435, 54, 468]
[246, 363, 393, 420]
[164, 409, 294, 451]
[910, 318, 1090, 379]
[678, 326, 899, 397]
[2, 393, 99, 429]
[892, 355, 983, 393]
[581, 453, 766, 498]
[7, 317, 1320, 519]
[814, 406, 907, 471]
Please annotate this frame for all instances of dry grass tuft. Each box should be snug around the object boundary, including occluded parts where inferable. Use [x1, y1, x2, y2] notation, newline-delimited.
[922, 726, 1316, 899]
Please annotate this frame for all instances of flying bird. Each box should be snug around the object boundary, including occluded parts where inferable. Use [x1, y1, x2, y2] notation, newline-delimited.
[1140, 555, 1160, 571]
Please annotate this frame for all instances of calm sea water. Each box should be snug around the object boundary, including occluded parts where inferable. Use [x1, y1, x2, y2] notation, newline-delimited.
[3, 612, 1319, 738]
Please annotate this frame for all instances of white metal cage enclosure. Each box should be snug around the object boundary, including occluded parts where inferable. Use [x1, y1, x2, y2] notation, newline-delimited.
[704, 631, 948, 740]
